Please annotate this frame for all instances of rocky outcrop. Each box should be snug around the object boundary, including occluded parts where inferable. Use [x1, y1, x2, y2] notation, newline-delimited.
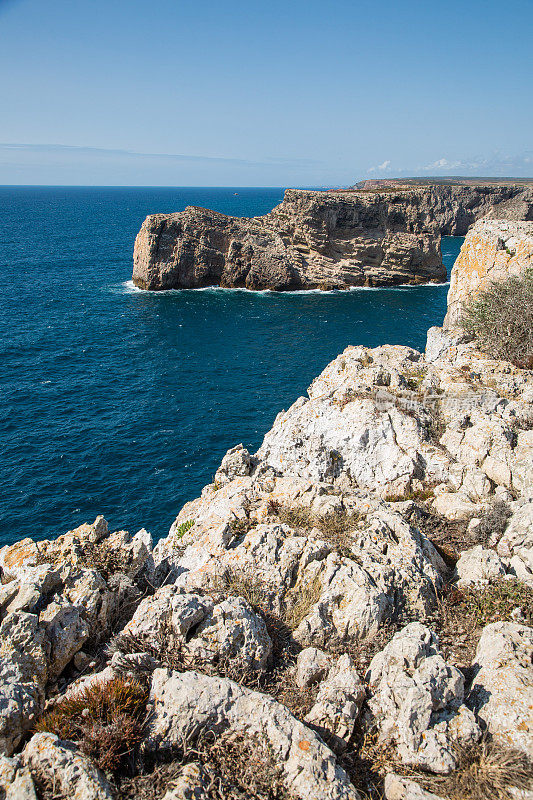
[132, 189, 446, 290]
[2, 213, 533, 796]
[132, 183, 533, 291]
[444, 219, 533, 327]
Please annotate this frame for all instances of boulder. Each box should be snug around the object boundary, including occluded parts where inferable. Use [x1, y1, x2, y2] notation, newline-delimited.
[468, 622, 533, 754]
[117, 586, 272, 671]
[384, 773, 445, 800]
[295, 647, 331, 688]
[366, 623, 480, 773]
[23, 733, 114, 800]
[455, 545, 507, 587]
[145, 668, 360, 800]
[305, 654, 365, 746]
[0, 754, 37, 800]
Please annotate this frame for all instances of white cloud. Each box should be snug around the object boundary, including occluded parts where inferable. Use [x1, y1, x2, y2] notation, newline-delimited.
[367, 159, 392, 174]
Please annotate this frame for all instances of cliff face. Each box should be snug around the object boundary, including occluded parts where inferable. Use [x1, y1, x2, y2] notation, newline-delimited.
[132, 188, 446, 291]
[444, 219, 533, 327]
[132, 183, 533, 291]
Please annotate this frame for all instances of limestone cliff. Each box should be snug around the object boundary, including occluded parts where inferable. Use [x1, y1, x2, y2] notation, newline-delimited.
[444, 219, 533, 328]
[132, 182, 533, 291]
[132, 188, 446, 291]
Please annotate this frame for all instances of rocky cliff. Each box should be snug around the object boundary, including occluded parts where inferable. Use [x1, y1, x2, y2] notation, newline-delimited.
[444, 218, 533, 327]
[132, 182, 533, 291]
[2, 220, 533, 799]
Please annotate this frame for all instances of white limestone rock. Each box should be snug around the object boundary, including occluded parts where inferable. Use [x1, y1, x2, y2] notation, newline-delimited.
[455, 545, 507, 587]
[118, 585, 272, 671]
[295, 647, 331, 688]
[0, 754, 37, 800]
[23, 733, 114, 800]
[145, 668, 360, 800]
[366, 623, 480, 774]
[0, 612, 48, 755]
[305, 654, 365, 746]
[498, 497, 533, 586]
[384, 773, 446, 800]
[468, 622, 533, 755]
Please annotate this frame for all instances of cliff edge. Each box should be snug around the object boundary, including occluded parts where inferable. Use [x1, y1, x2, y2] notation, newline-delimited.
[132, 182, 533, 291]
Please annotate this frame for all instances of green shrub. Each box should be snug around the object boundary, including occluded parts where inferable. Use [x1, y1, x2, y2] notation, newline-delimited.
[175, 519, 194, 539]
[462, 271, 533, 369]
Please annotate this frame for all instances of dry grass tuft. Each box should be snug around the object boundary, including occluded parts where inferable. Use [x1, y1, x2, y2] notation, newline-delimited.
[446, 580, 533, 627]
[271, 503, 361, 558]
[283, 575, 323, 632]
[35, 676, 148, 772]
[118, 729, 295, 800]
[423, 737, 533, 800]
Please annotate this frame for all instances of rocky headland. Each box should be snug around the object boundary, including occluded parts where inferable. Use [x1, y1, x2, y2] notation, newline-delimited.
[2, 219, 533, 799]
[132, 181, 533, 291]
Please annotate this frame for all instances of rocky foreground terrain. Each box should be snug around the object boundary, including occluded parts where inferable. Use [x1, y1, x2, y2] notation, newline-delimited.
[2, 220, 533, 799]
[132, 181, 533, 291]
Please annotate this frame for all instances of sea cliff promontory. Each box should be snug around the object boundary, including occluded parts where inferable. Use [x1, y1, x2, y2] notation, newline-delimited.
[1, 220, 532, 799]
[132, 181, 533, 291]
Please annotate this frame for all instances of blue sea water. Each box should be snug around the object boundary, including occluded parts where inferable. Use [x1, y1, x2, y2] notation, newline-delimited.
[0, 187, 463, 546]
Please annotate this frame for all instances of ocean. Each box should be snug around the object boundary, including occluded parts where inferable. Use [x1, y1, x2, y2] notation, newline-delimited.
[0, 187, 463, 546]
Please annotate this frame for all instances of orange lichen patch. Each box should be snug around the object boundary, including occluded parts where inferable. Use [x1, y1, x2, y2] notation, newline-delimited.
[2, 538, 41, 571]
[298, 740, 311, 752]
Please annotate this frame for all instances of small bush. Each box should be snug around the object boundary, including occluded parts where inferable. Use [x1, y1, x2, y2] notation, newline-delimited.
[462, 271, 533, 369]
[35, 677, 148, 772]
[175, 519, 195, 539]
[473, 501, 512, 547]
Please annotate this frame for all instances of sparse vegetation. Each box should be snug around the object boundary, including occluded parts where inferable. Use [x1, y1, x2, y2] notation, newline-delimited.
[270, 502, 361, 558]
[118, 729, 295, 800]
[174, 519, 195, 539]
[448, 580, 533, 627]
[422, 737, 533, 800]
[473, 501, 512, 547]
[35, 677, 148, 773]
[283, 575, 323, 631]
[462, 270, 533, 369]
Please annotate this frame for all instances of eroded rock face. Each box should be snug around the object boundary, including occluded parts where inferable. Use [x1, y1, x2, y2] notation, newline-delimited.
[468, 622, 533, 754]
[366, 623, 481, 774]
[23, 733, 114, 800]
[132, 189, 447, 291]
[444, 219, 533, 328]
[116, 585, 272, 671]
[145, 668, 360, 800]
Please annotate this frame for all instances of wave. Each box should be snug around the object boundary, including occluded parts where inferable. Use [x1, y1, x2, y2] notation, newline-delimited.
[116, 279, 449, 296]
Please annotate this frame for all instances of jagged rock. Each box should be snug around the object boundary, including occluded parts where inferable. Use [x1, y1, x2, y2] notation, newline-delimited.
[0, 612, 48, 755]
[305, 654, 365, 746]
[444, 219, 533, 328]
[295, 647, 331, 688]
[432, 492, 480, 521]
[366, 623, 481, 774]
[498, 496, 533, 585]
[468, 622, 533, 754]
[117, 586, 272, 671]
[145, 668, 360, 800]
[23, 733, 114, 800]
[0, 754, 38, 799]
[161, 763, 209, 800]
[132, 189, 449, 291]
[384, 773, 445, 800]
[455, 545, 507, 586]
[214, 444, 255, 488]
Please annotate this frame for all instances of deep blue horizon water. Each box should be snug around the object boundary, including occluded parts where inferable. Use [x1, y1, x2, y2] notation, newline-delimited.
[0, 187, 463, 546]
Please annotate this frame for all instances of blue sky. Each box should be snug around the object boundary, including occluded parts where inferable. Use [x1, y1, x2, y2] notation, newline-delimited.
[0, 0, 531, 185]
